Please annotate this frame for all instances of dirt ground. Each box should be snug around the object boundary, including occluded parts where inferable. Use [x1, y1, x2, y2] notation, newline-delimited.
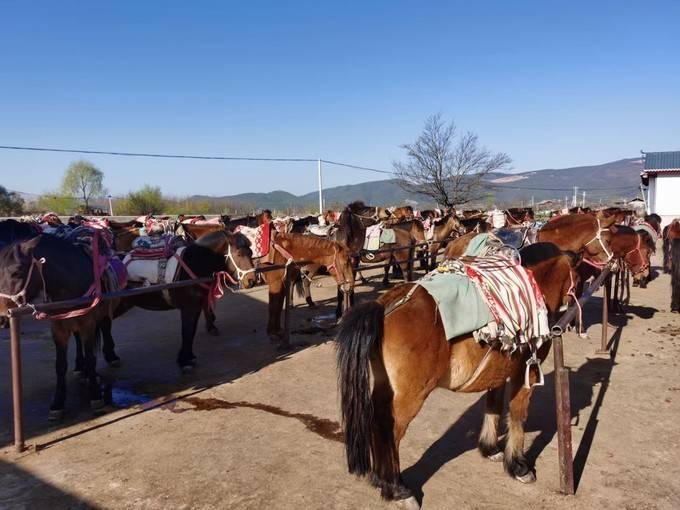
[1, 251, 680, 510]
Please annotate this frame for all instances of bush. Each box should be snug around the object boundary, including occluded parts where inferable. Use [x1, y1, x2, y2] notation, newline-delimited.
[119, 185, 165, 215]
[0, 186, 24, 216]
[35, 192, 77, 215]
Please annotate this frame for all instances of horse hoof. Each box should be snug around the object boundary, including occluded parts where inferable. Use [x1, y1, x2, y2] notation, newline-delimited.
[487, 451, 504, 462]
[107, 358, 122, 368]
[515, 471, 536, 484]
[207, 328, 220, 337]
[180, 364, 195, 374]
[394, 496, 420, 510]
[48, 409, 64, 421]
[90, 399, 106, 410]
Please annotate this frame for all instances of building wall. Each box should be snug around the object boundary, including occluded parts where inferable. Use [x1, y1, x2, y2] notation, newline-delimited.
[650, 174, 680, 227]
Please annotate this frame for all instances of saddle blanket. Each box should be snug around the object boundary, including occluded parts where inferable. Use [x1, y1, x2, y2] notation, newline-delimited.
[130, 234, 185, 259]
[634, 222, 658, 244]
[234, 222, 270, 258]
[418, 256, 549, 353]
[123, 246, 186, 285]
[307, 224, 333, 237]
[363, 224, 396, 251]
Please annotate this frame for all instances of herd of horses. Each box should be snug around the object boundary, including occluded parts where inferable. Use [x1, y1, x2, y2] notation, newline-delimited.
[0, 203, 678, 508]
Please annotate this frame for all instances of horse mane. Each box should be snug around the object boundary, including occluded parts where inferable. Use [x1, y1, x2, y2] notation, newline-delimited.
[538, 212, 593, 233]
[347, 201, 368, 213]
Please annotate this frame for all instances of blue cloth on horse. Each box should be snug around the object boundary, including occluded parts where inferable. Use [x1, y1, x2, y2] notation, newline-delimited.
[493, 228, 526, 249]
[464, 233, 489, 257]
[380, 228, 396, 244]
[418, 271, 493, 340]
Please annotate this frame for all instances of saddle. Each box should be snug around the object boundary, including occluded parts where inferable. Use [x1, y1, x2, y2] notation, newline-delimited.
[307, 224, 334, 237]
[363, 223, 395, 251]
[492, 228, 529, 250]
[123, 234, 187, 285]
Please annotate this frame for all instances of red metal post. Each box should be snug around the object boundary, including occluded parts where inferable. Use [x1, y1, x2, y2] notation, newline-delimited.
[597, 280, 610, 355]
[10, 315, 25, 453]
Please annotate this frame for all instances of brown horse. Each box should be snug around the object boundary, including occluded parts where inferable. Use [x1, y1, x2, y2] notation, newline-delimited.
[424, 214, 465, 269]
[505, 207, 534, 226]
[537, 213, 616, 265]
[336, 242, 579, 507]
[178, 221, 225, 241]
[335, 202, 418, 286]
[663, 219, 680, 274]
[262, 233, 355, 343]
[387, 205, 414, 223]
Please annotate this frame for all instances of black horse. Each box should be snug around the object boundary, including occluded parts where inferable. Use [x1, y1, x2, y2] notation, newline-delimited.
[80, 231, 257, 375]
[0, 234, 118, 419]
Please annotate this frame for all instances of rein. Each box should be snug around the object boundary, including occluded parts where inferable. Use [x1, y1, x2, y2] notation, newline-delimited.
[624, 234, 648, 272]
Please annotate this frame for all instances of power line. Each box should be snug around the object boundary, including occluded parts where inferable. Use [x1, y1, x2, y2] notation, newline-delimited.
[0, 144, 641, 193]
[0, 145, 317, 163]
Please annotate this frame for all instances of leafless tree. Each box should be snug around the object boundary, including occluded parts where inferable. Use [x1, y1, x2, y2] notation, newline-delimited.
[393, 114, 511, 207]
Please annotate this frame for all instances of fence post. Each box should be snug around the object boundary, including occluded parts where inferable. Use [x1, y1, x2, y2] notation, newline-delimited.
[553, 333, 575, 494]
[282, 270, 293, 347]
[597, 278, 610, 355]
[406, 241, 414, 282]
[10, 315, 25, 453]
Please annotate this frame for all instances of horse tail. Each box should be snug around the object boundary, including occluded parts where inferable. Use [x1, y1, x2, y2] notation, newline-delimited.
[336, 300, 384, 476]
[671, 239, 680, 312]
[294, 273, 305, 298]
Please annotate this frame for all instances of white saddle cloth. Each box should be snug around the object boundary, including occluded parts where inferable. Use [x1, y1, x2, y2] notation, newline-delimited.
[123, 246, 186, 285]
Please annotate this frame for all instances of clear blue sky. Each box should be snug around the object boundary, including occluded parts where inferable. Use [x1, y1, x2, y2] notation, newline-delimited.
[1, 1, 679, 197]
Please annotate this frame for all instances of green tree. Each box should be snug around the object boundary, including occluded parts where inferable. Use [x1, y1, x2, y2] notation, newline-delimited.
[36, 192, 77, 215]
[61, 160, 105, 212]
[123, 185, 165, 215]
[0, 186, 25, 215]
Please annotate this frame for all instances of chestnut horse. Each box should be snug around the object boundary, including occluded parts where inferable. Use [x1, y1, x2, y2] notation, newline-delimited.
[336, 243, 578, 507]
[262, 233, 355, 344]
[663, 219, 680, 274]
[424, 214, 465, 269]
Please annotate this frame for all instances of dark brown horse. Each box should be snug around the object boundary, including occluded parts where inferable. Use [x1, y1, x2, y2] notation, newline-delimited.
[0, 234, 120, 419]
[89, 230, 257, 376]
[336, 243, 578, 507]
[335, 202, 420, 286]
[663, 219, 680, 274]
[262, 233, 355, 344]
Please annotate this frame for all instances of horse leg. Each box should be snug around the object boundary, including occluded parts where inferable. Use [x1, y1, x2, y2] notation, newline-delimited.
[99, 316, 121, 366]
[203, 302, 219, 336]
[504, 373, 536, 483]
[672, 240, 680, 313]
[382, 258, 391, 287]
[73, 332, 85, 376]
[267, 286, 286, 340]
[478, 385, 505, 461]
[81, 323, 104, 410]
[178, 305, 201, 371]
[49, 325, 70, 420]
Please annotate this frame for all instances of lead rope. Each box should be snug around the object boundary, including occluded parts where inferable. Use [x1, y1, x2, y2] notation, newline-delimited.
[566, 267, 584, 337]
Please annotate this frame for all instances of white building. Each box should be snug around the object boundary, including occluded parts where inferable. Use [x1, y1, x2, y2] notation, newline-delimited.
[641, 151, 680, 228]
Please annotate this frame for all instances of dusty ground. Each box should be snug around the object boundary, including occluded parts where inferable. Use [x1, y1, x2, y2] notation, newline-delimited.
[1, 251, 679, 510]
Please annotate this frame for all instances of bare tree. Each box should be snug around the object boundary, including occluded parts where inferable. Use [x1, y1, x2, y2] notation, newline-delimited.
[393, 114, 511, 207]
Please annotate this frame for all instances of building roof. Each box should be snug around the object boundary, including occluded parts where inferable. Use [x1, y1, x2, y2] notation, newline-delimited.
[642, 151, 680, 173]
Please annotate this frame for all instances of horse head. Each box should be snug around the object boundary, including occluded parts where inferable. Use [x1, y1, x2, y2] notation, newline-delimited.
[0, 236, 44, 315]
[331, 242, 356, 293]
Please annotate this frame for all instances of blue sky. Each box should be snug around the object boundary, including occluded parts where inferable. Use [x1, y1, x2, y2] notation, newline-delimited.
[1, 1, 679, 197]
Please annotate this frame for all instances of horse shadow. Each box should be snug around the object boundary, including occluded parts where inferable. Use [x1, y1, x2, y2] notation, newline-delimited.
[401, 325, 623, 501]
[0, 283, 339, 450]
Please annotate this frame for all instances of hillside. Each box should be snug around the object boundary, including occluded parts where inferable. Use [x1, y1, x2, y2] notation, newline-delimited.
[191, 157, 644, 211]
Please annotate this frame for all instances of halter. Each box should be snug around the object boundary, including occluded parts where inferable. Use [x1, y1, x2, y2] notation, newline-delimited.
[624, 234, 648, 273]
[583, 218, 613, 268]
[225, 242, 256, 282]
[0, 257, 47, 306]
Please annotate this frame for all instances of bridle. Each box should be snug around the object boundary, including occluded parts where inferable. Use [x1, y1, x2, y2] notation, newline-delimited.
[582, 218, 613, 269]
[624, 234, 648, 273]
[225, 242, 256, 282]
[0, 256, 47, 306]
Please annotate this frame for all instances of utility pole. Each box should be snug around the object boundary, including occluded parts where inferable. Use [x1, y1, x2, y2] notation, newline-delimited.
[572, 186, 578, 207]
[108, 195, 114, 216]
[317, 159, 323, 215]
[531, 196, 534, 208]
[582, 191, 586, 208]
[565, 196, 568, 210]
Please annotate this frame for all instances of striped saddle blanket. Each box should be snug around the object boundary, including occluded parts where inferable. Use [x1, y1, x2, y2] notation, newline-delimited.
[419, 255, 550, 353]
[234, 222, 271, 258]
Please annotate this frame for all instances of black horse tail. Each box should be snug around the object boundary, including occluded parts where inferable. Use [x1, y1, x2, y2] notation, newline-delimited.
[663, 226, 671, 273]
[336, 300, 384, 476]
[671, 239, 680, 312]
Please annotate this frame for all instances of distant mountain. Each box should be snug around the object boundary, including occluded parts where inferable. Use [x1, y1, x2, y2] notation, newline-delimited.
[191, 157, 644, 212]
